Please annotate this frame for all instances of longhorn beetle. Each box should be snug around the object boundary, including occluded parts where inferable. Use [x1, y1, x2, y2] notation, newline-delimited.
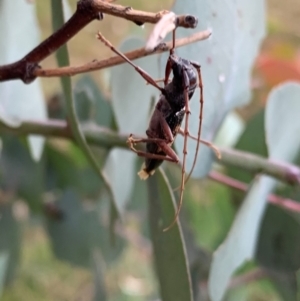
[97, 26, 217, 231]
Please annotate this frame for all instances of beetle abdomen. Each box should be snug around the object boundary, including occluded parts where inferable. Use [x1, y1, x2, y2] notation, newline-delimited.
[137, 109, 185, 179]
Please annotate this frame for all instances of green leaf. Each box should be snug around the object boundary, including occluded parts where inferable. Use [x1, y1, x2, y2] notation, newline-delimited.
[46, 189, 124, 267]
[270, 272, 298, 301]
[228, 109, 267, 184]
[185, 180, 234, 251]
[266, 81, 300, 160]
[46, 189, 91, 267]
[147, 169, 192, 301]
[208, 176, 275, 301]
[180, 221, 212, 300]
[92, 249, 107, 301]
[0, 252, 9, 298]
[103, 149, 136, 213]
[225, 276, 283, 301]
[45, 143, 80, 190]
[208, 82, 300, 301]
[0, 135, 44, 211]
[0, 0, 47, 160]
[0, 204, 21, 285]
[171, 0, 266, 177]
[214, 112, 245, 148]
[74, 75, 114, 127]
[256, 181, 300, 300]
[45, 142, 103, 196]
[256, 206, 300, 272]
[128, 158, 149, 212]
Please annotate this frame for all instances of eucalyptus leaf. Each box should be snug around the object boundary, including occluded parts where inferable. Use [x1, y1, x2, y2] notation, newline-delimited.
[0, 205, 21, 285]
[45, 143, 103, 197]
[92, 248, 107, 301]
[256, 206, 300, 272]
[208, 176, 275, 301]
[171, 0, 266, 177]
[46, 189, 91, 267]
[0, 135, 44, 211]
[0, 0, 47, 160]
[269, 272, 298, 301]
[208, 82, 300, 301]
[74, 75, 113, 127]
[0, 252, 9, 298]
[103, 149, 136, 213]
[214, 112, 245, 148]
[184, 179, 234, 251]
[148, 169, 192, 301]
[265, 82, 300, 160]
[228, 109, 267, 185]
[62, 0, 72, 21]
[46, 189, 124, 267]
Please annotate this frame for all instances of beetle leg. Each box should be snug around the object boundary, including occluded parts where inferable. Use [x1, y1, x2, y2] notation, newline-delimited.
[127, 135, 179, 163]
[97, 32, 164, 92]
[178, 128, 221, 159]
[127, 107, 177, 162]
[158, 111, 175, 143]
[146, 78, 171, 85]
[128, 136, 167, 144]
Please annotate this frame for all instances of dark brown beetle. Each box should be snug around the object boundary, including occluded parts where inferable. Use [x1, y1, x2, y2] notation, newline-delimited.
[97, 25, 217, 230]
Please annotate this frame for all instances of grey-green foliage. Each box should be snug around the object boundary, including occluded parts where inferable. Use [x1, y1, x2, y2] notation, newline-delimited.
[209, 82, 300, 301]
[148, 169, 193, 301]
[0, 0, 47, 160]
[0, 205, 21, 288]
[3, 0, 300, 301]
[46, 189, 125, 268]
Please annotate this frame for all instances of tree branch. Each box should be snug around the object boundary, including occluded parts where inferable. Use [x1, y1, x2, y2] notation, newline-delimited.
[0, 119, 128, 149]
[217, 148, 300, 185]
[208, 171, 300, 214]
[35, 30, 211, 78]
[0, 0, 198, 83]
[1, 119, 300, 187]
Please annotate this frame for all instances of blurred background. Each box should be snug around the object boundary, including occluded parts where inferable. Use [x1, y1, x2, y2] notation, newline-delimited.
[1, 0, 300, 300]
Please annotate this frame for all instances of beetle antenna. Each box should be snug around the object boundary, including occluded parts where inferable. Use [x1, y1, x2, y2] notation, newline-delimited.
[182, 63, 204, 185]
[96, 32, 164, 92]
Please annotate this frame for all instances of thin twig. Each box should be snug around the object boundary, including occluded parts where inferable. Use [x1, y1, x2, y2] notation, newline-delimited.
[209, 171, 300, 213]
[216, 147, 300, 185]
[35, 30, 211, 78]
[0, 0, 198, 83]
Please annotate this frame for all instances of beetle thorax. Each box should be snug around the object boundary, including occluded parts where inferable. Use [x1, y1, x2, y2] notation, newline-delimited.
[163, 56, 197, 111]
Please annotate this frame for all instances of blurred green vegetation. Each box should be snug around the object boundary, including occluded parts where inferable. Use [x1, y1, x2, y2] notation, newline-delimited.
[1, 0, 300, 300]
